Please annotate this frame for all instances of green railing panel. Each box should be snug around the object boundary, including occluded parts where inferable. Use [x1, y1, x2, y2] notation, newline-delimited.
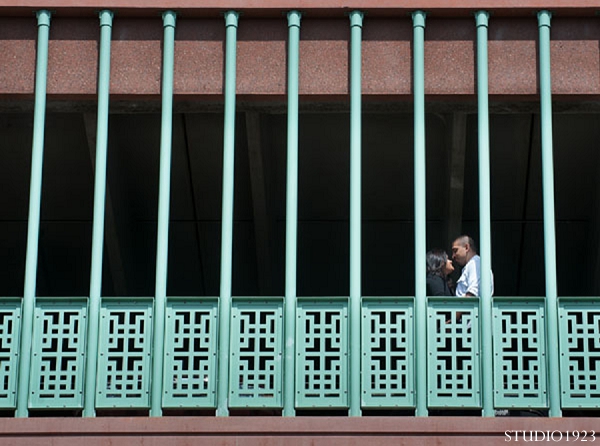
[163, 298, 218, 408]
[96, 299, 153, 409]
[492, 298, 547, 409]
[295, 298, 348, 409]
[361, 298, 414, 408]
[427, 297, 481, 408]
[558, 298, 600, 408]
[0, 299, 21, 409]
[29, 298, 88, 409]
[229, 298, 283, 408]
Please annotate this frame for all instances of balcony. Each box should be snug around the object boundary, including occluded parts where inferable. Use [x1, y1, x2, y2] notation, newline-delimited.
[1, 295, 598, 415]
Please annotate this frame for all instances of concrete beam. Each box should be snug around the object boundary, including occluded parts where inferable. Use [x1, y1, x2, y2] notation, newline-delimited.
[181, 113, 207, 296]
[446, 112, 467, 247]
[245, 111, 274, 295]
[83, 112, 128, 296]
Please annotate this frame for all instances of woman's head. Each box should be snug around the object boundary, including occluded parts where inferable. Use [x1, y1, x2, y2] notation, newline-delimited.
[426, 249, 454, 277]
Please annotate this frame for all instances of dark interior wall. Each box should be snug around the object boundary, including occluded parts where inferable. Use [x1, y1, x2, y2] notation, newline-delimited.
[0, 110, 598, 298]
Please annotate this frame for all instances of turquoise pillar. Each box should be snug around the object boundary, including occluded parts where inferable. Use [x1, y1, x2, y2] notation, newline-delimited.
[151, 10, 177, 417]
[283, 10, 301, 417]
[412, 10, 428, 417]
[16, 10, 51, 418]
[216, 11, 239, 417]
[475, 10, 495, 417]
[349, 10, 363, 417]
[537, 10, 562, 417]
[84, 9, 114, 417]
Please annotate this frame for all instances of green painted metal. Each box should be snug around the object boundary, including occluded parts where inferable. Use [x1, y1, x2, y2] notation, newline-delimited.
[162, 298, 218, 408]
[295, 298, 348, 409]
[29, 299, 88, 409]
[229, 298, 283, 408]
[361, 298, 414, 408]
[217, 10, 239, 417]
[558, 298, 600, 408]
[427, 297, 481, 409]
[412, 10, 428, 417]
[0, 300, 22, 409]
[349, 9, 363, 418]
[475, 10, 495, 418]
[284, 10, 301, 417]
[84, 9, 113, 418]
[96, 299, 153, 409]
[537, 10, 562, 418]
[492, 298, 547, 409]
[17, 10, 51, 418]
[151, 10, 177, 418]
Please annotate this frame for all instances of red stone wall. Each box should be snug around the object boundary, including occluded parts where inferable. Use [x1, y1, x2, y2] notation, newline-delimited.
[0, 416, 598, 446]
[1, 14, 599, 100]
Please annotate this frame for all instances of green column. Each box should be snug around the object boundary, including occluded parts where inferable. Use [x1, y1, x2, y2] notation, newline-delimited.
[349, 10, 363, 417]
[283, 10, 301, 417]
[84, 9, 113, 417]
[475, 10, 495, 417]
[537, 10, 562, 418]
[412, 10, 428, 417]
[16, 10, 51, 418]
[216, 10, 239, 417]
[151, 10, 177, 417]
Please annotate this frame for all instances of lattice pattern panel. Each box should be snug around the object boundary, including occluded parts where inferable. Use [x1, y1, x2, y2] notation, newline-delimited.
[29, 299, 88, 409]
[492, 299, 547, 408]
[361, 298, 414, 408]
[229, 299, 283, 408]
[427, 298, 481, 408]
[559, 299, 600, 408]
[163, 298, 218, 408]
[96, 299, 153, 408]
[296, 299, 348, 408]
[0, 300, 21, 408]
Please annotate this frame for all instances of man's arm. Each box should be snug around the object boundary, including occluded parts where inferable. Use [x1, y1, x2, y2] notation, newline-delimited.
[464, 260, 479, 296]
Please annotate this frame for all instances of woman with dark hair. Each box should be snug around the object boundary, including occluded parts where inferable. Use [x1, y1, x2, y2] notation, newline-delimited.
[426, 249, 454, 296]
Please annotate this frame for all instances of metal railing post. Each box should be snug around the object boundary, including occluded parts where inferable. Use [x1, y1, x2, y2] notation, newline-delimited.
[349, 10, 364, 417]
[216, 10, 239, 417]
[283, 9, 301, 417]
[475, 10, 495, 417]
[412, 10, 428, 417]
[150, 10, 177, 417]
[537, 10, 562, 417]
[16, 10, 51, 418]
[84, 9, 114, 417]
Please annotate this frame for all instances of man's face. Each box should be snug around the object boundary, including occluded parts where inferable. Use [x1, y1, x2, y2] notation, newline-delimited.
[452, 241, 469, 267]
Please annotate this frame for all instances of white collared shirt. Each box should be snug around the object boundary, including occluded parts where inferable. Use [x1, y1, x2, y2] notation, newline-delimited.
[455, 255, 494, 297]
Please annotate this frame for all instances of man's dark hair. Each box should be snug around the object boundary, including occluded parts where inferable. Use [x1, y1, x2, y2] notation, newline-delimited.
[454, 235, 477, 254]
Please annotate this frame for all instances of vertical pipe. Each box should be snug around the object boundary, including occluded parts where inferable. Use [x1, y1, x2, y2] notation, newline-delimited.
[412, 10, 428, 417]
[537, 10, 561, 418]
[349, 10, 363, 417]
[16, 10, 51, 418]
[216, 10, 239, 417]
[84, 10, 113, 418]
[150, 10, 177, 417]
[283, 10, 301, 417]
[475, 10, 494, 417]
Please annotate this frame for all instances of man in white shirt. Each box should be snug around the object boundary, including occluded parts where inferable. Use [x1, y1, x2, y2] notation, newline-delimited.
[451, 235, 493, 297]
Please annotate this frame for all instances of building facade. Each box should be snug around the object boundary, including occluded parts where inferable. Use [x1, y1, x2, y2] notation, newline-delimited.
[1, 1, 600, 444]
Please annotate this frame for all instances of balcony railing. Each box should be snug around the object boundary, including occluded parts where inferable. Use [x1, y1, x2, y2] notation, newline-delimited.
[1, 295, 598, 414]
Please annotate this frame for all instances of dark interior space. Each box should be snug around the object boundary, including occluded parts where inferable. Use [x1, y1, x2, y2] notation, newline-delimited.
[0, 110, 597, 298]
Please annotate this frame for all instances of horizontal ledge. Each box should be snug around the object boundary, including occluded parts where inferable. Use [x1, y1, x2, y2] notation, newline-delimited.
[1, 1, 600, 18]
[0, 416, 599, 435]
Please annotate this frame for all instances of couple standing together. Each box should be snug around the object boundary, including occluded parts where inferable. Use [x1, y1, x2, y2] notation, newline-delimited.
[426, 235, 494, 297]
